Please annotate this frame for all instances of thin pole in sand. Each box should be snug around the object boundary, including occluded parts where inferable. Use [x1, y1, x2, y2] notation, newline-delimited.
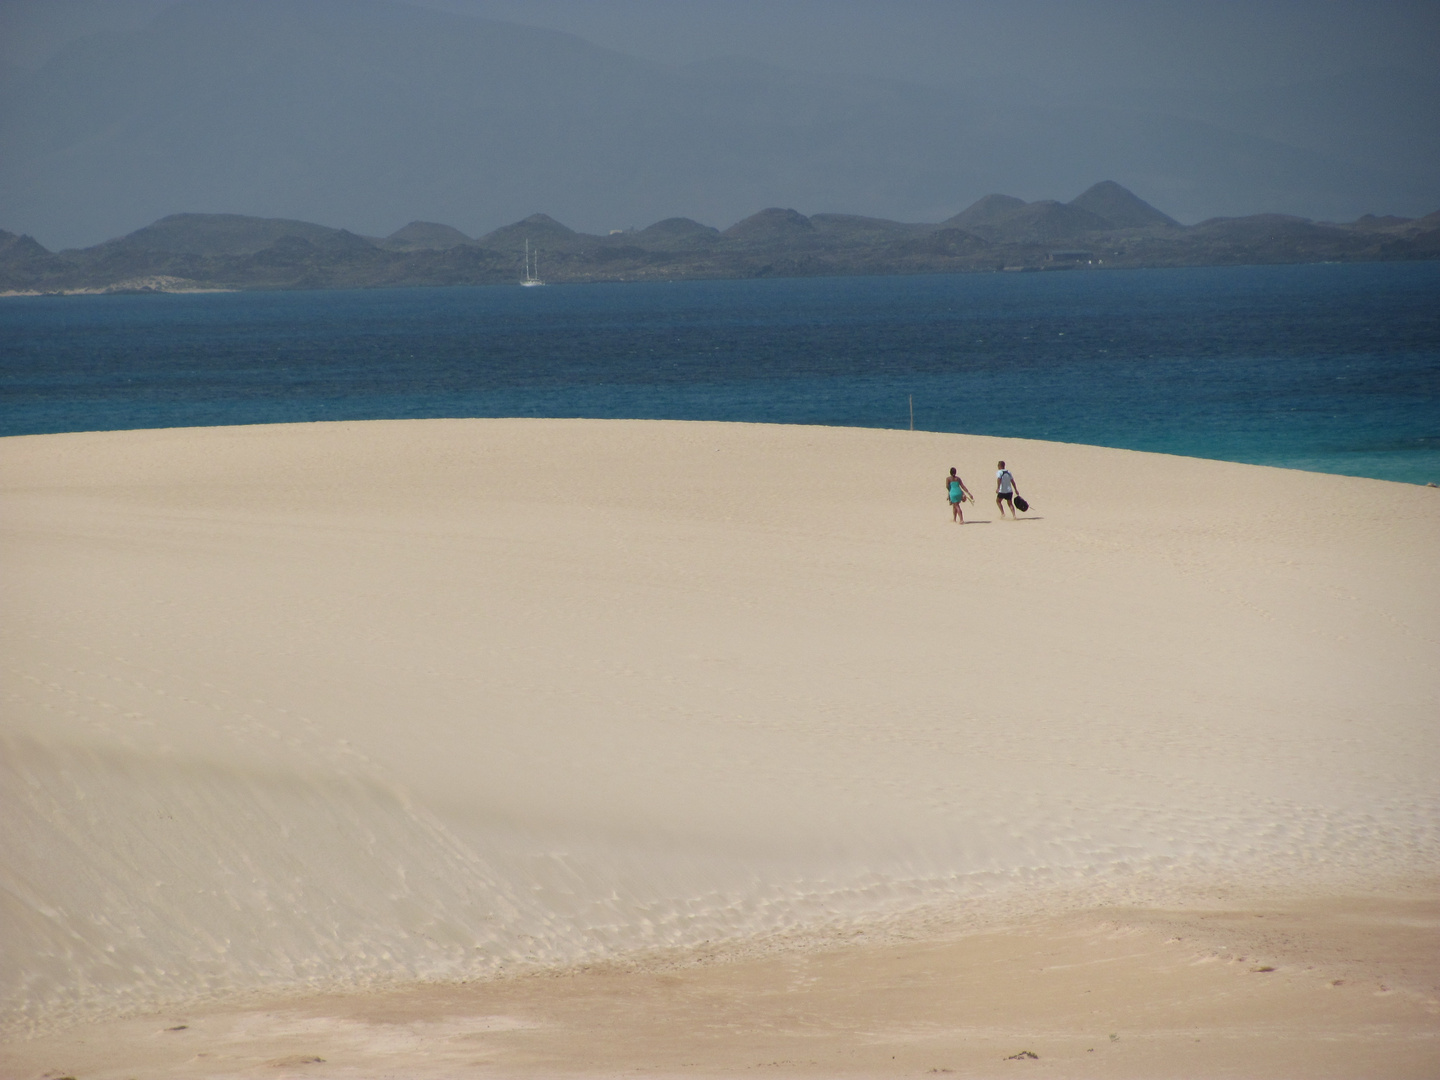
[909, 394, 914, 431]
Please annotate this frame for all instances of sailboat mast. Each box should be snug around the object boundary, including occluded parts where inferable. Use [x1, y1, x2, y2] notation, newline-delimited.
[521, 236, 543, 285]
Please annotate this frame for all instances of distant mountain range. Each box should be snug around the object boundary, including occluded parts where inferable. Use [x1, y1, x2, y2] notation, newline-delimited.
[4, 0, 1439, 252]
[3, 182, 1437, 295]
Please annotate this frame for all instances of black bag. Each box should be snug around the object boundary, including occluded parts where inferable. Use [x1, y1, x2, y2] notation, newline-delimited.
[1013, 495, 1029, 513]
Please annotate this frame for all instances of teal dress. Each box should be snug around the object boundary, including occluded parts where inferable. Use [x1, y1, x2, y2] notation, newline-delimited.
[949, 479, 963, 504]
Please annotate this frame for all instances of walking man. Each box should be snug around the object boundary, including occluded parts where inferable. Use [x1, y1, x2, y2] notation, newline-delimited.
[995, 460, 1021, 518]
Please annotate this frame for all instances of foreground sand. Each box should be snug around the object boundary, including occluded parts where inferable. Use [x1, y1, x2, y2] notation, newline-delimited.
[6, 892, 1438, 1079]
[2, 419, 1437, 1077]
[6, 890, 1437, 1079]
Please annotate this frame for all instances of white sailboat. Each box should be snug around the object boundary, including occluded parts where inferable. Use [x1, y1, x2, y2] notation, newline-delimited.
[520, 239, 545, 287]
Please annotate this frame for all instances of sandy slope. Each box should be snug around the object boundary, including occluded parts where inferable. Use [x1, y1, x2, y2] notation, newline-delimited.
[2, 419, 1437, 1076]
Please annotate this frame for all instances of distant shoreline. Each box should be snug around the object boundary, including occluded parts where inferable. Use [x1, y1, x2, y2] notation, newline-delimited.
[1, 280, 236, 297]
[0, 257, 1427, 299]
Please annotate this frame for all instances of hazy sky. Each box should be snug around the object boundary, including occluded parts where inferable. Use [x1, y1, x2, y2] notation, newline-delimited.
[1, 0, 1436, 248]
[423, 0, 1439, 92]
[7, 0, 1436, 89]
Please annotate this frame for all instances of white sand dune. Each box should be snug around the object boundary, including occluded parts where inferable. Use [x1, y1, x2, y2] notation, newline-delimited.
[2, 419, 1437, 1070]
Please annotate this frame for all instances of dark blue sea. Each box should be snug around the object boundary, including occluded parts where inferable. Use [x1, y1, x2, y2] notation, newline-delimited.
[3, 262, 1438, 484]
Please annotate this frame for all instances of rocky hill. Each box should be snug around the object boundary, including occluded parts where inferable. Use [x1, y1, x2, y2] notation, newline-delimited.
[1069, 181, 1180, 229]
[3, 183, 1436, 295]
[377, 222, 474, 252]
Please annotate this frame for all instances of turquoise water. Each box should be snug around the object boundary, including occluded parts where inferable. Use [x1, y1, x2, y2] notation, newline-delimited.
[2, 261, 1437, 483]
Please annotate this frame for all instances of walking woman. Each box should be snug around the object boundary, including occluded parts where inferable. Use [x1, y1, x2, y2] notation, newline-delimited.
[945, 467, 974, 522]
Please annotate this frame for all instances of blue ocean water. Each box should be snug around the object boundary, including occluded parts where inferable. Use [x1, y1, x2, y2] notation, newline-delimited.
[3, 261, 1438, 483]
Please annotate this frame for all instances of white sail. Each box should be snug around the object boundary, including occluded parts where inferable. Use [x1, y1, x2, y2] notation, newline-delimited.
[521, 239, 545, 287]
